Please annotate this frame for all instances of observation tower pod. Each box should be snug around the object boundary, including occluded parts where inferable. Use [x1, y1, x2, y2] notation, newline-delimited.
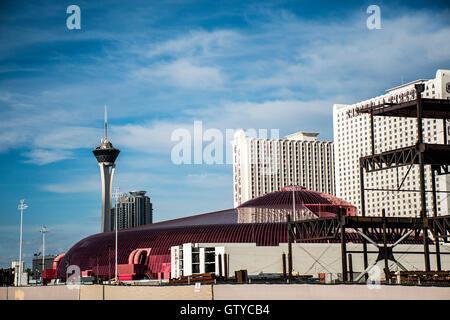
[93, 106, 120, 232]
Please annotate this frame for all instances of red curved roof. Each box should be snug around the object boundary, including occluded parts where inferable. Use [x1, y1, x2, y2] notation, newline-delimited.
[238, 189, 357, 219]
[55, 189, 414, 279]
[239, 189, 355, 209]
[57, 220, 424, 279]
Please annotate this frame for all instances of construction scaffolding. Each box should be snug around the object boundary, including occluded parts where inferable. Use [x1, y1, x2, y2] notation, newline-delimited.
[288, 84, 450, 283]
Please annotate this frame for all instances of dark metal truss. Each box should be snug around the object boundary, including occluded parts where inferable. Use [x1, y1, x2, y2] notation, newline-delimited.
[289, 217, 340, 241]
[289, 215, 450, 243]
[358, 98, 450, 119]
[428, 215, 450, 242]
[360, 144, 450, 173]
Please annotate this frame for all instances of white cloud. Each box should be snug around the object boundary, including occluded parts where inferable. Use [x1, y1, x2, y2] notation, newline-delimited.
[105, 98, 332, 158]
[0, 129, 27, 152]
[6, 124, 101, 164]
[186, 173, 231, 188]
[133, 29, 241, 90]
[22, 149, 74, 165]
[183, 99, 334, 132]
[136, 59, 225, 89]
[33, 126, 101, 150]
[113, 121, 188, 154]
[1, 7, 449, 167]
[147, 30, 241, 58]
[0, 104, 97, 157]
[85, 98, 334, 167]
[43, 178, 99, 194]
[236, 10, 450, 97]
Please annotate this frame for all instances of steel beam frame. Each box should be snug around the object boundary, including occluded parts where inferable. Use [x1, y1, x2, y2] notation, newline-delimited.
[289, 217, 340, 241]
[286, 93, 450, 281]
[360, 144, 450, 173]
[289, 215, 450, 242]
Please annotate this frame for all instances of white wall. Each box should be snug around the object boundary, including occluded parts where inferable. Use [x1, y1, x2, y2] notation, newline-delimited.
[213, 283, 450, 300]
[199, 242, 450, 279]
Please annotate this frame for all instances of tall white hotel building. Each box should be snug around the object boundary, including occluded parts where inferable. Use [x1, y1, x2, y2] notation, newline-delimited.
[232, 131, 335, 207]
[333, 69, 450, 217]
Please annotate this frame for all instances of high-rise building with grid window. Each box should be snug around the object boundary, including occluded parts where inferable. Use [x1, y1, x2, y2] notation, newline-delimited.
[111, 191, 153, 230]
[333, 69, 450, 217]
[232, 131, 335, 207]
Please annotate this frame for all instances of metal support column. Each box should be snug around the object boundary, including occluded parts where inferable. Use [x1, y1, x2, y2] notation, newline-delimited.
[431, 167, 442, 271]
[444, 119, 448, 145]
[108, 246, 111, 281]
[339, 210, 348, 282]
[359, 162, 369, 279]
[224, 254, 228, 280]
[382, 209, 390, 282]
[348, 254, 353, 282]
[287, 215, 293, 282]
[96, 254, 99, 283]
[415, 83, 431, 271]
[218, 254, 223, 277]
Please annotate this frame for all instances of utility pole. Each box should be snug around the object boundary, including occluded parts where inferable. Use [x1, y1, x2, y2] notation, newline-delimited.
[40, 226, 49, 284]
[108, 245, 111, 282]
[113, 187, 120, 283]
[17, 200, 28, 286]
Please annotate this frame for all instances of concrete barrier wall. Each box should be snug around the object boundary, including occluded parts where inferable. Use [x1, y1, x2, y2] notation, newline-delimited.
[79, 285, 104, 300]
[4, 285, 80, 300]
[0, 284, 212, 300]
[213, 284, 450, 300]
[2, 283, 449, 300]
[0, 287, 7, 300]
[104, 284, 212, 300]
[3, 284, 197, 301]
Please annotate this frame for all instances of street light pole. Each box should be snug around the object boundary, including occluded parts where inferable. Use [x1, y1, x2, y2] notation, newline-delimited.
[113, 187, 120, 283]
[40, 226, 49, 284]
[18, 200, 28, 286]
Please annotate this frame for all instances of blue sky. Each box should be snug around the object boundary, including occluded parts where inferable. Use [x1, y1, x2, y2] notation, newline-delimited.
[0, 0, 449, 268]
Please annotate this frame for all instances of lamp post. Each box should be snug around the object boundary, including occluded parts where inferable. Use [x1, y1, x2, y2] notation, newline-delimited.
[18, 200, 28, 286]
[108, 245, 111, 282]
[40, 226, 49, 284]
[112, 187, 120, 283]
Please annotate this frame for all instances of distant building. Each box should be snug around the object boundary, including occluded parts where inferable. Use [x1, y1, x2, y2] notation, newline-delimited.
[11, 261, 27, 286]
[232, 130, 335, 207]
[111, 191, 153, 230]
[0, 268, 14, 286]
[32, 255, 55, 279]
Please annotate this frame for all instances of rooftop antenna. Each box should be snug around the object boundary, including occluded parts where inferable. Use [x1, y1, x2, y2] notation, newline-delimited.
[104, 105, 108, 141]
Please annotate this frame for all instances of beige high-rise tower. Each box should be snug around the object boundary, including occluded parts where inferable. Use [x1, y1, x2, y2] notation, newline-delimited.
[333, 69, 450, 217]
[232, 130, 335, 207]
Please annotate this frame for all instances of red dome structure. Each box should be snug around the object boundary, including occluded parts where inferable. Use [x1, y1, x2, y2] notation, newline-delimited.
[237, 187, 357, 222]
[55, 189, 416, 281]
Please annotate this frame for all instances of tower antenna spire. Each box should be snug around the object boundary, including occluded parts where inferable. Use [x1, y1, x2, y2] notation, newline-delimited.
[93, 105, 120, 233]
[104, 105, 108, 141]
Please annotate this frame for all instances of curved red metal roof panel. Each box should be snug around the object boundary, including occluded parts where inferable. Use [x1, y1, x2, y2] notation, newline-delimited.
[56, 189, 416, 279]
